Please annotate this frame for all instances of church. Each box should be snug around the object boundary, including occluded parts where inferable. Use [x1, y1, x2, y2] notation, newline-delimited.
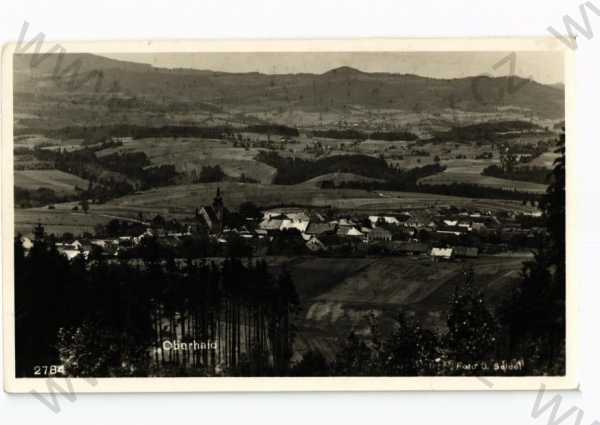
[197, 188, 224, 235]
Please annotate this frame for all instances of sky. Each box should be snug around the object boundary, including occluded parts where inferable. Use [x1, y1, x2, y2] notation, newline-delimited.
[102, 51, 564, 85]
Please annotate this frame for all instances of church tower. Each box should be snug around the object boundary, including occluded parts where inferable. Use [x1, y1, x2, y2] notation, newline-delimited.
[212, 187, 224, 234]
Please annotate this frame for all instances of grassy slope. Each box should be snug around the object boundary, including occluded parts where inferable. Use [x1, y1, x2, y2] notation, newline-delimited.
[14, 170, 88, 194]
[283, 255, 525, 360]
[96, 138, 277, 184]
[299, 172, 384, 187]
[419, 168, 548, 193]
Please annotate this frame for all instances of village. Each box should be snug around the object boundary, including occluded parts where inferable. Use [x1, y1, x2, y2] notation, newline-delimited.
[20, 187, 545, 263]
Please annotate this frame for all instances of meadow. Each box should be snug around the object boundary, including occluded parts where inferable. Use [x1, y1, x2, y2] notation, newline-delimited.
[14, 169, 89, 194]
[273, 255, 527, 360]
[96, 137, 277, 184]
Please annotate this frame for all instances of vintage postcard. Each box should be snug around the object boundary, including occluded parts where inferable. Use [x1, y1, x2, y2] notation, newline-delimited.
[1, 38, 575, 392]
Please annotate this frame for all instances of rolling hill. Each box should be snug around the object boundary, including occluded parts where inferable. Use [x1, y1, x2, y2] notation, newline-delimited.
[14, 53, 565, 133]
[299, 172, 384, 187]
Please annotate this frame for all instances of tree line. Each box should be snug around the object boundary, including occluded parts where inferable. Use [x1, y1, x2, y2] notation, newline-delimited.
[15, 124, 235, 144]
[256, 151, 444, 188]
[311, 129, 418, 141]
[15, 229, 299, 377]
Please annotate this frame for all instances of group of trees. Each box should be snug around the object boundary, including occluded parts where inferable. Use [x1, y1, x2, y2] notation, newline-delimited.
[17, 124, 235, 142]
[429, 120, 542, 144]
[192, 165, 225, 183]
[418, 182, 542, 202]
[14, 186, 74, 208]
[498, 132, 566, 375]
[15, 228, 299, 377]
[244, 124, 299, 137]
[482, 164, 550, 184]
[29, 143, 179, 204]
[256, 151, 445, 190]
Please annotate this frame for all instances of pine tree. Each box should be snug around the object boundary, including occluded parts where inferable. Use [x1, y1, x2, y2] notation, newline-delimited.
[382, 312, 438, 376]
[446, 266, 497, 365]
[501, 130, 566, 374]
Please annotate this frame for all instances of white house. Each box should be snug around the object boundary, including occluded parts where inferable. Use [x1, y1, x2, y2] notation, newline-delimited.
[368, 215, 400, 226]
[431, 247, 453, 260]
[306, 236, 326, 252]
[20, 236, 34, 250]
[280, 218, 309, 233]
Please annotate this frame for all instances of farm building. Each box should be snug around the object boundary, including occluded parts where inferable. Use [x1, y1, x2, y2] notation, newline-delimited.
[452, 246, 479, 258]
[431, 247, 453, 260]
[336, 226, 364, 238]
[280, 217, 310, 233]
[19, 236, 33, 251]
[305, 236, 327, 252]
[259, 218, 284, 231]
[368, 215, 401, 226]
[368, 227, 392, 242]
[336, 218, 357, 227]
[305, 222, 336, 236]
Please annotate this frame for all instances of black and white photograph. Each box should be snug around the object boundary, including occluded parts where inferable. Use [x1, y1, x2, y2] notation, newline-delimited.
[3, 39, 572, 390]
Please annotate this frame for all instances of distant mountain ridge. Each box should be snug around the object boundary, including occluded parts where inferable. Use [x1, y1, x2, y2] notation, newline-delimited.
[14, 53, 565, 121]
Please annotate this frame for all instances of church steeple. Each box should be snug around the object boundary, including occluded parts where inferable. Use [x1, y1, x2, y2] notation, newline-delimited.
[213, 187, 223, 210]
[212, 187, 224, 234]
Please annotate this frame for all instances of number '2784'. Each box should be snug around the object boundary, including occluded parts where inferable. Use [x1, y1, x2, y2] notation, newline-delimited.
[33, 365, 65, 376]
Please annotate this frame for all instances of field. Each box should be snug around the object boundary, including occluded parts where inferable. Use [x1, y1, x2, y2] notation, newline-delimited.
[15, 180, 539, 237]
[299, 172, 384, 187]
[96, 138, 277, 184]
[419, 164, 548, 194]
[14, 170, 89, 194]
[270, 255, 527, 360]
[15, 208, 110, 236]
[529, 151, 561, 168]
[102, 182, 538, 214]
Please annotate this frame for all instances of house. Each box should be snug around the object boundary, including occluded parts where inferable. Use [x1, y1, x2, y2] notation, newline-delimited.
[306, 235, 327, 252]
[58, 249, 85, 260]
[19, 236, 34, 251]
[431, 247, 453, 260]
[254, 229, 268, 239]
[522, 210, 543, 218]
[368, 227, 392, 242]
[309, 211, 325, 222]
[346, 227, 364, 237]
[238, 227, 254, 239]
[56, 240, 83, 251]
[280, 217, 310, 233]
[197, 188, 224, 235]
[259, 218, 284, 231]
[337, 218, 357, 227]
[453, 246, 479, 258]
[285, 211, 310, 222]
[368, 215, 400, 226]
[403, 217, 423, 229]
[336, 225, 364, 238]
[458, 221, 472, 232]
[305, 222, 336, 236]
[263, 208, 308, 222]
[471, 222, 488, 233]
[56, 241, 89, 260]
